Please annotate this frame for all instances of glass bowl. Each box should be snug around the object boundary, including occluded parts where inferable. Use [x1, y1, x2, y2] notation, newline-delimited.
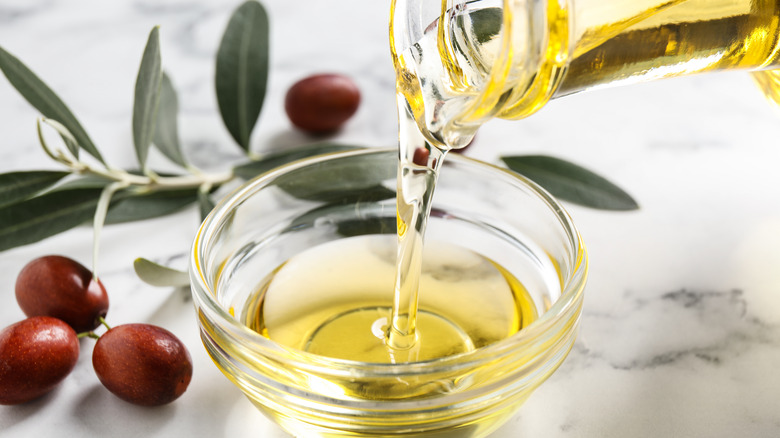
[190, 147, 587, 437]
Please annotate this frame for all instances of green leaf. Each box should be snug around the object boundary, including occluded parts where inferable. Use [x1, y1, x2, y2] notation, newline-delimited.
[153, 72, 187, 167]
[232, 143, 362, 180]
[275, 149, 395, 202]
[134, 257, 190, 287]
[287, 197, 395, 236]
[197, 190, 215, 221]
[0, 188, 104, 251]
[53, 174, 113, 191]
[0, 171, 70, 208]
[105, 188, 198, 224]
[216, 0, 269, 151]
[284, 184, 395, 205]
[501, 155, 639, 211]
[133, 26, 164, 170]
[0, 185, 199, 252]
[235, 144, 391, 203]
[0, 46, 104, 164]
[337, 216, 396, 237]
[53, 170, 185, 192]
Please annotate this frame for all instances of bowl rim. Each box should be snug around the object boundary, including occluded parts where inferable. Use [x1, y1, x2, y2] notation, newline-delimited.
[189, 146, 587, 374]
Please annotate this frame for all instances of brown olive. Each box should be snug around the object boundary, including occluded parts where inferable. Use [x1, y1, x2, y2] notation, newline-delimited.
[412, 147, 430, 166]
[0, 316, 79, 405]
[15, 255, 109, 333]
[92, 324, 193, 406]
[285, 73, 361, 134]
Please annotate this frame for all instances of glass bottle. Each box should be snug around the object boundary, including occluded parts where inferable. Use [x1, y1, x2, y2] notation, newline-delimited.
[390, 0, 780, 149]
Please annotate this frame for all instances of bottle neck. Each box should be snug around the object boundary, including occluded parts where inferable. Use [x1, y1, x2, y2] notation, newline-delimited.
[555, 0, 780, 98]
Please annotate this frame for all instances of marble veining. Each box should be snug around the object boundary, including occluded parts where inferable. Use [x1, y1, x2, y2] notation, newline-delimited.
[577, 288, 779, 371]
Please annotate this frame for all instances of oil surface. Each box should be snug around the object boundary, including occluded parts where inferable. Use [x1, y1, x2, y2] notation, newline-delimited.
[242, 235, 538, 363]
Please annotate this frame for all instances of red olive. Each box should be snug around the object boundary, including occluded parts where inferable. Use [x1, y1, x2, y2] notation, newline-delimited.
[0, 316, 79, 405]
[92, 324, 193, 406]
[412, 147, 430, 166]
[285, 73, 361, 134]
[15, 255, 109, 332]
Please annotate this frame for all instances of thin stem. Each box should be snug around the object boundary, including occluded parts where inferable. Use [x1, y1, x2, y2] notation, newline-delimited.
[37, 118, 72, 164]
[92, 181, 128, 279]
[199, 181, 214, 196]
[83, 162, 233, 190]
[98, 316, 112, 331]
[77, 332, 100, 340]
[36, 118, 235, 190]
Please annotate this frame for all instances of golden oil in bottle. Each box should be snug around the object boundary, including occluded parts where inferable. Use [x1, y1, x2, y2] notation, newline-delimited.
[391, 0, 780, 148]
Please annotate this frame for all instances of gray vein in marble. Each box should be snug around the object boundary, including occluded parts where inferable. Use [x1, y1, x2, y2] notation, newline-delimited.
[0, 0, 53, 24]
[645, 139, 732, 151]
[185, 138, 247, 169]
[571, 288, 780, 372]
[146, 4, 221, 59]
[132, 0, 207, 15]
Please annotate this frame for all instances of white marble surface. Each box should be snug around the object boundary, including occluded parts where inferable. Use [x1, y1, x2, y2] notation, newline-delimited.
[1, 1, 780, 437]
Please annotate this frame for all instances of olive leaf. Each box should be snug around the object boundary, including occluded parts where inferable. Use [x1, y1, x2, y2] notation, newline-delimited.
[0, 46, 104, 164]
[274, 150, 395, 202]
[53, 174, 114, 191]
[337, 216, 396, 237]
[0, 171, 70, 208]
[235, 144, 392, 202]
[216, 0, 269, 152]
[277, 166, 395, 203]
[133, 257, 190, 287]
[232, 143, 362, 180]
[501, 155, 639, 211]
[133, 26, 164, 171]
[153, 72, 188, 167]
[105, 188, 199, 224]
[0, 188, 104, 251]
[0, 183, 200, 252]
[197, 189, 215, 221]
[286, 188, 395, 231]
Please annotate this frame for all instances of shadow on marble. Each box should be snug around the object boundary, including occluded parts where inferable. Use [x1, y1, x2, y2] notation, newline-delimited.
[260, 128, 346, 154]
[0, 387, 60, 431]
[72, 384, 178, 437]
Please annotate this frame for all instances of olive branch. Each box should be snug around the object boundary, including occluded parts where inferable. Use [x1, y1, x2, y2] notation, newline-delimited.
[0, 0, 637, 286]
